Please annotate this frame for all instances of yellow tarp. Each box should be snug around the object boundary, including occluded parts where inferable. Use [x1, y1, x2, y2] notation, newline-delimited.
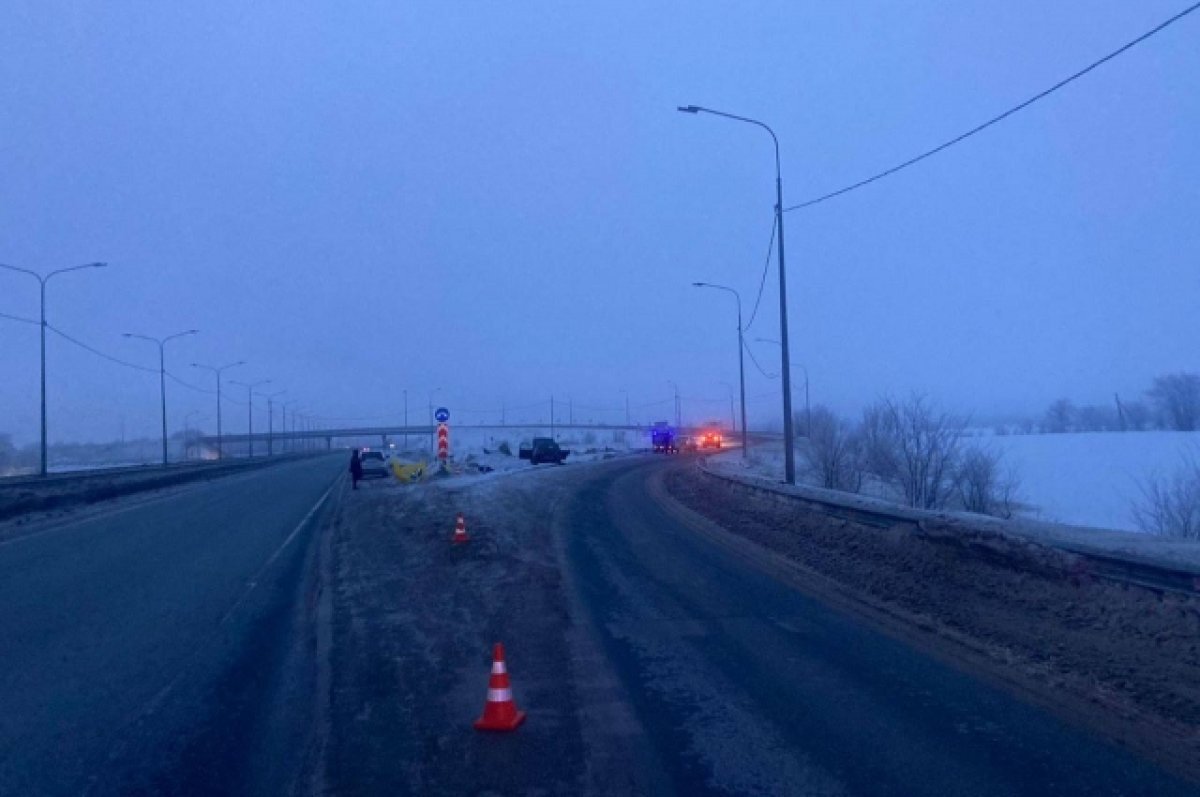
[391, 460, 427, 483]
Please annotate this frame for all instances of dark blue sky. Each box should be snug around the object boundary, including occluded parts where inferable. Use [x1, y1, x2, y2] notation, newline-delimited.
[2, 2, 1197, 442]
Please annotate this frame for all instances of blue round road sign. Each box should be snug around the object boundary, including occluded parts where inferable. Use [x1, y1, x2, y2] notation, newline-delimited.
[434, 407, 450, 423]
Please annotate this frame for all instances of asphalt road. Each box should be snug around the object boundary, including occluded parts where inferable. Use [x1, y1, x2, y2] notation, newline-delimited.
[0, 454, 343, 796]
[560, 459, 1195, 796]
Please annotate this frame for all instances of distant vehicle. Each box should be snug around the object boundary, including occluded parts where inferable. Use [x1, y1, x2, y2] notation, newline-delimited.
[699, 428, 723, 449]
[651, 422, 678, 454]
[358, 449, 390, 479]
[519, 437, 569, 465]
[680, 435, 699, 452]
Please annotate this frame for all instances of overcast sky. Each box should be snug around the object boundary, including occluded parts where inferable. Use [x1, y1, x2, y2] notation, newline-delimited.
[2, 1, 1198, 443]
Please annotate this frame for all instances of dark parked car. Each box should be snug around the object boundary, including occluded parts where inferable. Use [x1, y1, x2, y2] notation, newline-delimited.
[518, 437, 569, 465]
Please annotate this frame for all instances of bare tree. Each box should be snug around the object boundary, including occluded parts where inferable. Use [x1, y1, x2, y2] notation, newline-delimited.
[860, 395, 965, 509]
[1043, 399, 1075, 433]
[801, 405, 862, 493]
[1133, 451, 1200, 539]
[1123, 400, 1151, 432]
[1147, 373, 1200, 431]
[955, 446, 1020, 518]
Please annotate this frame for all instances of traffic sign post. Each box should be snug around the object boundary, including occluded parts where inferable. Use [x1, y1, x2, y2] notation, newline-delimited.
[437, 422, 450, 463]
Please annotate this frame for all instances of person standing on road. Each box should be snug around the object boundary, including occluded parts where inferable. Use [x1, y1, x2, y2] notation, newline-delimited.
[349, 449, 363, 490]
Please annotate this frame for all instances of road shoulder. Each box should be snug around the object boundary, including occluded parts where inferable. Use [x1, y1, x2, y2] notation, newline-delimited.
[654, 463, 1200, 785]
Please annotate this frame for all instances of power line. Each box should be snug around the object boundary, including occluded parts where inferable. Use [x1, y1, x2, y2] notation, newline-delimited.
[46, 324, 159, 374]
[0, 310, 38, 325]
[743, 338, 778, 379]
[784, 1, 1200, 212]
[744, 213, 777, 332]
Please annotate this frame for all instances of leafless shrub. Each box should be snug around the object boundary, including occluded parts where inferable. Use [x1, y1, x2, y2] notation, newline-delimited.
[1133, 452, 1200, 539]
[801, 405, 862, 493]
[955, 446, 1020, 518]
[860, 395, 965, 509]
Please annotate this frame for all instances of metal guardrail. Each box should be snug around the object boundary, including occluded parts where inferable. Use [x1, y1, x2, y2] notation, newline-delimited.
[0, 452, 325, 488]
[697, 462, 1200, 598]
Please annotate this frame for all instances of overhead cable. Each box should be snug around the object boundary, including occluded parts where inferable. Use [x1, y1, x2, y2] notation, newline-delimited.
[784, 1, 1200, 211]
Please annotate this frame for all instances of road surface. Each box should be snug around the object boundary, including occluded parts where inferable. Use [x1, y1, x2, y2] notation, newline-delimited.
[0, 454, 342, 795]
[3, 452, 1192, 794]
[327, 456, 1197, 795]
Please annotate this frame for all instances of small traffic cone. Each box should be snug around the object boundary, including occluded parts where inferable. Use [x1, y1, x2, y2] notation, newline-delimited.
[452, 513, 470, 544]
[474, 643, 526, 732]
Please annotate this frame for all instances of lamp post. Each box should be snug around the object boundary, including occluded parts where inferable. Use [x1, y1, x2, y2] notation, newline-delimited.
[678, 104, 796, 483]
[183, 410, 203, 460]
[756, 337, 811, 438]
[123, 329, 198, 466]
[693, 282, 748, 459]
[230, 379, 271, 457]
[667, 380, 681, 427]
[0, 261, 108, 475]
[403, 389, 409, 449]
[428, 388, 441, 451]
[261, 389, 287, 456]
[719, 381, 737, 434]
[191, 360, 244, 459]
[619, 389, 631, 426]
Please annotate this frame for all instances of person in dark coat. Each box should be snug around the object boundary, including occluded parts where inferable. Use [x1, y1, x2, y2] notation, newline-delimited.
[349, 449, 363, 489]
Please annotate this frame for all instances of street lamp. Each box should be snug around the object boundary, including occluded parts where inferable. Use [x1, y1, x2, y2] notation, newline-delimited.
[678, 104, 796, 484]
[428, 388, 441, 451]
[756, 337, 811, 438]
[261, 389, 287, 456]
[0, 261, 107, 475]
[123, 329, 198, 466]
[719, 381, 737, 434]
[192, 360, 244, 459]
[230, 379, 271, 457]
[183, 410, 205, 460]
[619, 389, 631, 426]
[693, 282, 748, 459]
[667, 380, 680, 427]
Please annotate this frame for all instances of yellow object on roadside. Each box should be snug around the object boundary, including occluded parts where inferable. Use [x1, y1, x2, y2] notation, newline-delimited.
[391, 460, 427, 483]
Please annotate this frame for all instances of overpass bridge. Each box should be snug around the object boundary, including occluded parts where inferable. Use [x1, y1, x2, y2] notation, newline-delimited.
[197, 422, 721, 454]
[194, 422, 781, 453]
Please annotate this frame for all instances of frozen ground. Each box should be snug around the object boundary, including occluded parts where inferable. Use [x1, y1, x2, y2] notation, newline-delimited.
[375, 426, 653, 479]
[714, 432, 1200, 534]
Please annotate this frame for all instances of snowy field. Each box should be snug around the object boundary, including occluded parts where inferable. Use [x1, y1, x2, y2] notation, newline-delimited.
[988, 431, 1199, 531]
[717, 431, 1200, 533]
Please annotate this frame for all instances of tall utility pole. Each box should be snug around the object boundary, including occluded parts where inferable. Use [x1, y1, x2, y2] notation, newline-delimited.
[620, 390, 630, 426]
[262, 389, 287, 456]
[123, 329, 198, 466]
[0, 261, 107, 476]
[693, 282, 748, 459]
[678, 105, 796, 483]
[403, 389, 409, 449]
[230, 378, 270, 457]
[550, 396, 556, 438]
[668, 381, 681, 427]
[192, 360, 244, 460]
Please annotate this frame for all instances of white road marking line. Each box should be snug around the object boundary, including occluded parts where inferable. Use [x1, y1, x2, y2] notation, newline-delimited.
[219, 478, 338, 626]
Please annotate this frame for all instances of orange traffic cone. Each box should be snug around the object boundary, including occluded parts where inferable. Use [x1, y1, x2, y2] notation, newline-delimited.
[474, 643, 526, 732]
[452, 513, 470, 544]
